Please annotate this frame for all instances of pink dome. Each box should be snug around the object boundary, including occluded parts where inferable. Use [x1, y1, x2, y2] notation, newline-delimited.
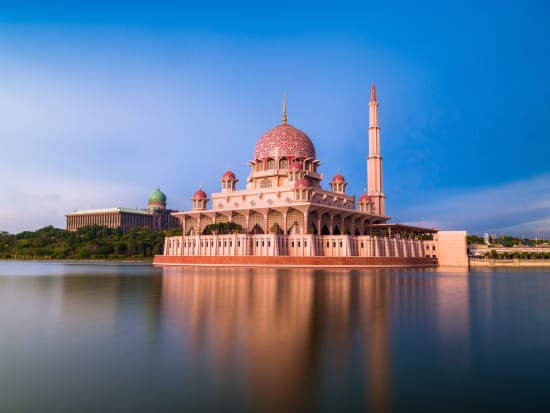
[358, 193, 371, 203]
[331, 173, 346, 183]
[294, 178, 311, 189]
[254, 124, 316, 160]
[289, 160, 302, 171]
[193, 189, 207, 199]
[221, 170, 236, 180]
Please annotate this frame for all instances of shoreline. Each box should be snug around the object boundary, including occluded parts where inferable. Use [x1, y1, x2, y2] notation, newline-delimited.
[469, 258, 550, 268]
[0, 258, 153, 264]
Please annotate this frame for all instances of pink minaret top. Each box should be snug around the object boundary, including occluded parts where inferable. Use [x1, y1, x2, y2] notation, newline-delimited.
[370, 83, 377, 102]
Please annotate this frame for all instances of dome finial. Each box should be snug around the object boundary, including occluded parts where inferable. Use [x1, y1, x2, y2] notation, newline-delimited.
[282, 95, 287, 124]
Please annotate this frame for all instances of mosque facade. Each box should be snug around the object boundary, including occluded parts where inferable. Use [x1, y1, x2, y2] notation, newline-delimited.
[158, 86, 467, 267]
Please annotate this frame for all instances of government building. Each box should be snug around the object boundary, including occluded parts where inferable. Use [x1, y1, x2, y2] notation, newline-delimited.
[66, 188, 180, 232]
[156, 86, 467, 267]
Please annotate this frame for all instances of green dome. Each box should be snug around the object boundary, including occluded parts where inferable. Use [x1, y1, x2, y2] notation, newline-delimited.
[148, 187, 167, 203]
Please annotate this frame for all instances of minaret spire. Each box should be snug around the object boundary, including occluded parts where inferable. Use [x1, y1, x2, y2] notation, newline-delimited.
[282, 95, 287, 124]
[367, 83, 385, 215]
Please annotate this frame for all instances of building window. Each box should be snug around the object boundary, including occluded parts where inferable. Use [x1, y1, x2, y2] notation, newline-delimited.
[268, 241, 271, 247]
[298, 241, 301, 247]
[292, 241, 295, 247]
[260, 178, 272, 188]
[238, 241, 241, 247]
[361, 242, 364, 248]
[304, 241, 307, 247]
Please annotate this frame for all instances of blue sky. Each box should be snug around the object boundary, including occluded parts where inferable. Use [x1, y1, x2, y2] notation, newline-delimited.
[0, 1, 549, 237]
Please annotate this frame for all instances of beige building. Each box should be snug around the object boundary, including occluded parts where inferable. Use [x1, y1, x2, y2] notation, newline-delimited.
[160, 86, 467, 267]
[66, 188, 180, 232]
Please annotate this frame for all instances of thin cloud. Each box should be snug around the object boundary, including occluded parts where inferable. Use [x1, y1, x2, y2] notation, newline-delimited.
[397, 174, 550, 238]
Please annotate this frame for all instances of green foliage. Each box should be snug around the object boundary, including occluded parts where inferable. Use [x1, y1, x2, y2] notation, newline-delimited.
[0, 225, 171, 260]
[202, 222, 242, 235]
[467, 235, 486, 245]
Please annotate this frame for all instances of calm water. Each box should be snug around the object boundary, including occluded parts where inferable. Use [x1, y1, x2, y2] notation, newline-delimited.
[0, 262, 549, 413]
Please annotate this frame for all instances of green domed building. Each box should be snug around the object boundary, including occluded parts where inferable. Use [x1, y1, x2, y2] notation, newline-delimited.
[148, 187, 167, 210]
[66, 187, 180, 232]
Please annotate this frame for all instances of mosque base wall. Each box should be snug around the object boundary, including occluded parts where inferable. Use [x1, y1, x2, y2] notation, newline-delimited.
[153, 255, 437, 268]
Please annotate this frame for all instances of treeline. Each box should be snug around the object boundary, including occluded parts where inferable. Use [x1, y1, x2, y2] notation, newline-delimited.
[467, 234, 549, 246]
[0, 225, 182, 260]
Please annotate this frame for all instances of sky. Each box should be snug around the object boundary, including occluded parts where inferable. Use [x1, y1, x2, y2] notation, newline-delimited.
[0, 0, 549, 237]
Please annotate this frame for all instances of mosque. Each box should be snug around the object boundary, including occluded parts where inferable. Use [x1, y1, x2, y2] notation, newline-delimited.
[156, 85, 467, 267]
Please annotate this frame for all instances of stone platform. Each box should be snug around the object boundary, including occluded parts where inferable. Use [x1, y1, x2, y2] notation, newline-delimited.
[153, 255, 437, 268]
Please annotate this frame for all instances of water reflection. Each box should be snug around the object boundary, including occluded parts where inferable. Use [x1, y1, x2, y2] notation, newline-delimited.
[161, 268, 469, 413]
[4, 262, 550, 412]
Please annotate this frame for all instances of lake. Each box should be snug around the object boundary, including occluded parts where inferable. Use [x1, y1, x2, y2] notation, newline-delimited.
[0, 261, 549, 413]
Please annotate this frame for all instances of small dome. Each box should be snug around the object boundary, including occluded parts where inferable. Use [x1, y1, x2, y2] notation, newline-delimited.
[254, 124, 316, 160]
[221, 170, 236, 180]
[358, 193, 371, 203]
[148, 187, 167, 203]
[193, 189, 207, 199]
[331, 173, 346, 183]
[295, 178, 312, 189]
[289, 160, 302, 171]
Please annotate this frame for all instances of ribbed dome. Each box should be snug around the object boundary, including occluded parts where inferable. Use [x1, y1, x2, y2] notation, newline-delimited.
[331, 173, 346, 183]
[221, 170, 236, 180]
[294, 178, 312, 189]
[254, 124, 316, 160]
[193, 189, 207, 199]
[358, 193, 371, 203]
[148, 187, 167, 203]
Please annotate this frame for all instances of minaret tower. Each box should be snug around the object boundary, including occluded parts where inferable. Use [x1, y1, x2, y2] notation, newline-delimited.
[367, 84, 385, 215]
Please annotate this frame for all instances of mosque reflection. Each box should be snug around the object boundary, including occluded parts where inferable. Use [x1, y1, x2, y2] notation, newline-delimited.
[160, 267, 469, 413]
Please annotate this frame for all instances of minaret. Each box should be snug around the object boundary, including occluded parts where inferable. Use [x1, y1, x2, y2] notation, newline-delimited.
[367, 84, 385, 215]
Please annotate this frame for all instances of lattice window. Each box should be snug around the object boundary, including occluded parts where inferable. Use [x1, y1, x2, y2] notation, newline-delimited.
[267, 158, 275, 170]
[279, 158, 288, 169]
[267, 211, 283, 234]
[249, 211, 264, 234]
[260, 178, 272, 188]
[286, 208, 304, 235]
[200, 216, 213, 233]
[215, 215, 229, 224]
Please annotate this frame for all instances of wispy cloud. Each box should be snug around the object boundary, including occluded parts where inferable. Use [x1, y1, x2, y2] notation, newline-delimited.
[0, 168, 142, 233]
[396, 174, 550, 238]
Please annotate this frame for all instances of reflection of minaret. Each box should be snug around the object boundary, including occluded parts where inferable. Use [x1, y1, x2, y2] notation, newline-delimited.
[367, 84, 385, 215]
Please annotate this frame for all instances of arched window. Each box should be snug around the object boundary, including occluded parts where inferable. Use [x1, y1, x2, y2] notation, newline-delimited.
[279, 158, 288, 169]
[260, 178, 272, 188]
[256, 160, 264, 171]
[267, 158, 275, 170]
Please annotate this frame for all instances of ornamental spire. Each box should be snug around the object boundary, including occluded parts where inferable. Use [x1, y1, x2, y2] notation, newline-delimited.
[282, 95, 287, 124]
[370, 83, 377, 102]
